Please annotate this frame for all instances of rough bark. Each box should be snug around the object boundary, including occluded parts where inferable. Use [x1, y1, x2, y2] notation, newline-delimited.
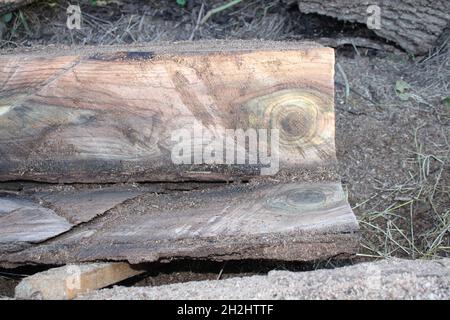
[295, 0, 450, 55]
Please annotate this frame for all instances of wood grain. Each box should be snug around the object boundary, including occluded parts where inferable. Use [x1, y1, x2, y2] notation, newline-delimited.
[293, 0, 450, 55]
[0, 182, 218, 253]
[0, 195, 72, 244]
[0, 43, 358, 267]
[0, 181, 358, 266]
[0, 43, 335, 183]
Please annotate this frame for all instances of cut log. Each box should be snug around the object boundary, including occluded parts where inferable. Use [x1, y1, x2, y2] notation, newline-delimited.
[0, 41, 335, 183]
[0, 42, 359, 267]
[0, 181, 359, 266]
[294, 0, 450, 55]
[15, 262, 145, 300]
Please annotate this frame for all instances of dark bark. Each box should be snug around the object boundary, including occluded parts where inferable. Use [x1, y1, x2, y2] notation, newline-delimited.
[295, 0, 450, 55]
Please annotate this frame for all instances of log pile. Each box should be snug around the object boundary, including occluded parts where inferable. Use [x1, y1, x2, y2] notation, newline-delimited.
[0, 41, 359, 268]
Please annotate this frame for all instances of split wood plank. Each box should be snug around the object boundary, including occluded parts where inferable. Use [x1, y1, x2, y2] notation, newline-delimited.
[35, 186, 147, 224]
[2, 2, 449, 55]
[0, 181, 359, 266]
[15, 262, 145, 300]
[0, 42, 358, 267]
[0, 42, 335, 183]
[0, 182, 224, 254]
[0, 195, 72, 246]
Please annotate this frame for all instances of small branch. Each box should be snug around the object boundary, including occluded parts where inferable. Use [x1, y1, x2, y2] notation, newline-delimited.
[189, 3, 205, 41]
[200, 0, 243, 25]
[336, 62, 349, 102]
[317, 36, 400, 53]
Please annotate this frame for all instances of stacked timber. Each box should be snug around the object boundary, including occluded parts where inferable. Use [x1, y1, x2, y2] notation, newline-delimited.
[0, 41, 358, 268]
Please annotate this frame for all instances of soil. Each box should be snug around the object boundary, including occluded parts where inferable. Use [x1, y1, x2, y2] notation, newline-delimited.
[0, 0, 448, 298]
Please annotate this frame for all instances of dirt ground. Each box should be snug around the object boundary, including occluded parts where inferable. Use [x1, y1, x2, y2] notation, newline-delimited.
[0, 0, 449, 298]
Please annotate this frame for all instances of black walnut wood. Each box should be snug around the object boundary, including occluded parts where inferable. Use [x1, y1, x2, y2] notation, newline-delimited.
[0, 42, 359, 267]
[0, 181, 358, 266]
[0, 42, 335, 183]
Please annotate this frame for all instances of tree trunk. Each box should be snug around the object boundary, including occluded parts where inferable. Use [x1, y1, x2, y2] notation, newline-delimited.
[295, 0, 450, 55]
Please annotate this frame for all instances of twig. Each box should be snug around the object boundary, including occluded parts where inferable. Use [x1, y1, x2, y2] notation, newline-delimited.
[189, 3, 204, 41]
[317, 36, 399, 53]
[200, 0, 243, 25]
[336, 62, 349, 102]
[217, 262, 227, 280]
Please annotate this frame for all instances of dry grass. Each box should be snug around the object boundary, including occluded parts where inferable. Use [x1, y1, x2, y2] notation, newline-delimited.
[0, 0, 301, 47]
[355, 42, 450, 260]
[358, 130, 449, 259]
